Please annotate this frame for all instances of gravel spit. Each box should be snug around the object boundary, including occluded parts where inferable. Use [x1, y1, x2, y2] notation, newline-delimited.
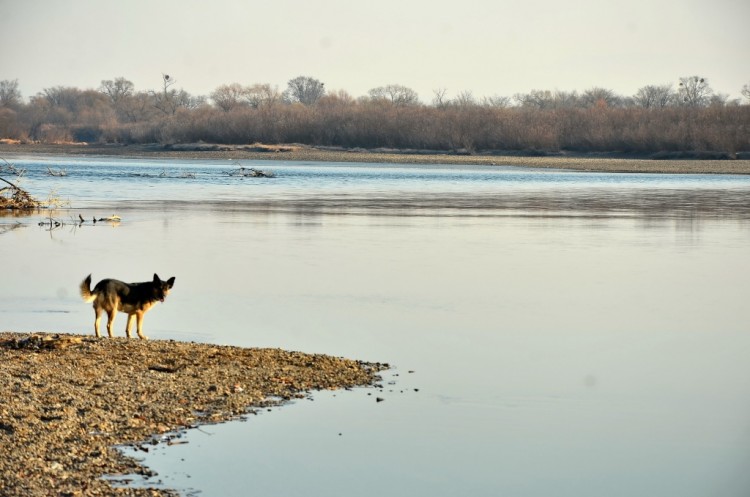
[0, 332, 387, 496]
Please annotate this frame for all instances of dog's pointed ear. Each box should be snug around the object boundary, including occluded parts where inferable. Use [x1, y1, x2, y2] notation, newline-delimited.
[167, 276, 175, 288]
[153, 273, 160, 283]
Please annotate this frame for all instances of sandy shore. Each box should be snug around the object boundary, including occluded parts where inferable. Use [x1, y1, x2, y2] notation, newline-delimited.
[1, 143, 749, 174]
[0, 332, 386, 496]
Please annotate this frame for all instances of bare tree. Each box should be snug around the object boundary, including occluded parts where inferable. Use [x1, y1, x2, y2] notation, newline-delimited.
[481, 95, 511, 108]
[0, 79, 23, 109]
[161, 74, 176, 92]
[514, 89, 556, 108]
[368, 84, 419, 106]
[741, 83, 750, 102]
[284, 76, 325, 105]
[99, 77, 134, 105]
[515, 89, 579, 109]
[677, 75, 712, 107]
[175, 89, 206, 110]
[210, 83, 248, 112]
[41, 86, 89, 113]
[245, 84, 281, 109]
[633, 84, 673, 108]
[432, 88, 448, 108]
[119, 91, 154, 122]
[151, 73, 179, 115]
[149, 74, 203, 114]
[318, 89, 354, 107]
[708, 93, 733, 107]
[554, 90, 580, 108]
[581, 87, 621, 108]
[452, 90, 477, 107]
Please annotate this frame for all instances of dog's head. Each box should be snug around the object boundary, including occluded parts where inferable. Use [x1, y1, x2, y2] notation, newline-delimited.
[153, 273, 176, 303]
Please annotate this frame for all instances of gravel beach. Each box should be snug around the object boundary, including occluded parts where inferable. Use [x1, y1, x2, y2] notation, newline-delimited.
[0, 332, 386, 496]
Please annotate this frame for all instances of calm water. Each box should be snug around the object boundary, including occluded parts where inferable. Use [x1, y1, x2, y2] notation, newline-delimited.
[2, 156, 750, 497]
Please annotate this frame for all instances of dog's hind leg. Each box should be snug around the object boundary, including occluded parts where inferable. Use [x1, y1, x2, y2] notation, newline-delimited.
[93, 308, 102, 338]
[124, 314, 136, 339]
[106, 309, 117, 338]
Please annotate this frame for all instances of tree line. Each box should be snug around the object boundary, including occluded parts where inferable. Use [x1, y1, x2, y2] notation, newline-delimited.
[1, 75, 749, 155]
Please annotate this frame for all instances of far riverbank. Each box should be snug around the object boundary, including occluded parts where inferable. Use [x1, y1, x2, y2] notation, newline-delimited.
[2, 142, 750, 174]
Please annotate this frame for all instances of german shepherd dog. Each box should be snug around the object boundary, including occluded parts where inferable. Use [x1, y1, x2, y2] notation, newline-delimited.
[80, 274, 176, 339]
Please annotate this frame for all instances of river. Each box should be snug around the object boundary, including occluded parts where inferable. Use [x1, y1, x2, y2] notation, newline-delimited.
[2, 156, 749, 497]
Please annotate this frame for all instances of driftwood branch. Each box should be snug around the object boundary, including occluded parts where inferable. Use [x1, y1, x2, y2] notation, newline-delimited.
[0, 175, 18, 189]
[1, 175, 41, 210]
[1, 156, 41, 209]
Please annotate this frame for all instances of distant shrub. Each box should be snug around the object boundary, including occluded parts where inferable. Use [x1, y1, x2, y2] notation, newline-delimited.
[71, 125, 103, 143]
[37, 124, 72, 143]
[650, 151, 733, 160]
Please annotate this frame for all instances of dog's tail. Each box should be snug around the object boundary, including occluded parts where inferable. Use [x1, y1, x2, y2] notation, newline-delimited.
[80, 274, 96, 303]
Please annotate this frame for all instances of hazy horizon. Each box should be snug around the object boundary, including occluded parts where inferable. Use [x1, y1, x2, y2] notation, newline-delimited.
[1, 0, 749, 102]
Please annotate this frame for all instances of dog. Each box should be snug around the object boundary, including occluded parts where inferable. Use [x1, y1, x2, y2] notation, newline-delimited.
[80, 273, 176, 339]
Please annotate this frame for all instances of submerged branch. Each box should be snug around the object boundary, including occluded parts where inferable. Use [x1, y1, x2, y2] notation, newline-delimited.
[225, 163, 275, 178]
[46, 167, 67, 177]
[0, 156, 26, 176]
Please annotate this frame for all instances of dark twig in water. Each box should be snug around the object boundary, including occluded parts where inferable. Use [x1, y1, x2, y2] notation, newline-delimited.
[159, 169, 196, 179]
[225, 162, 275, 178]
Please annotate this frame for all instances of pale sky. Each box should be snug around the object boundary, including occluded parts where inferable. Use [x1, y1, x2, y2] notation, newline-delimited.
[1, 0, 748, 103]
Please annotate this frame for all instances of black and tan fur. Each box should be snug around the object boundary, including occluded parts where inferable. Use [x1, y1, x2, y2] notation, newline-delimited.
[80, 274, 176, 339]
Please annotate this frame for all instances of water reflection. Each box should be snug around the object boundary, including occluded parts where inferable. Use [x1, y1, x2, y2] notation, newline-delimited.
[98, 186, 750, 220]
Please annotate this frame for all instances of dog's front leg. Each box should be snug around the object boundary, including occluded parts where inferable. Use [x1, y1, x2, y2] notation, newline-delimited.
[125, 314, 136, 338]
[135, 311, 148, 340]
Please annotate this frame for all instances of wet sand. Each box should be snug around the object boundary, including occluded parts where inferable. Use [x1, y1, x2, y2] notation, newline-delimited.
[0, 332, 386, 496]
[1, 143, 749, 174]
